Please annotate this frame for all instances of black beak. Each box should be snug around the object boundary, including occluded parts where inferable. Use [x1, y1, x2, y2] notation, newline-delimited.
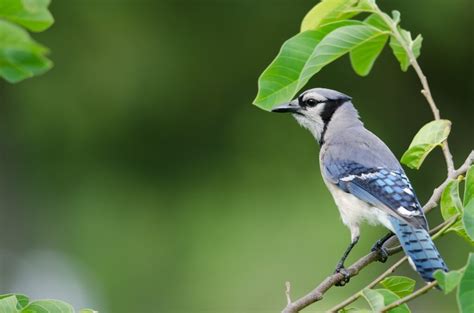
[271, 100, 300, 113]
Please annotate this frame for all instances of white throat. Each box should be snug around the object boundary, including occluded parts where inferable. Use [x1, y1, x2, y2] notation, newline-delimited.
[292, 104, 326, 142]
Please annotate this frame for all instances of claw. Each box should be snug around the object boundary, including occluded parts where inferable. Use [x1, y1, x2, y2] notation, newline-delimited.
[371, 246, 389, 263]
[334, 267, 351, 286]
[371, 239, 384, 252]
[370, 233, 393, 263]
[378, 247, 389, 263]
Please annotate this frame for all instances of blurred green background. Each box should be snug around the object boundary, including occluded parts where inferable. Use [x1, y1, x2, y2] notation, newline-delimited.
[0, 0, 472, 312]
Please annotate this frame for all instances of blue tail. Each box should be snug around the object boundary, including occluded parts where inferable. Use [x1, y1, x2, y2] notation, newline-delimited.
[389, 217, 448, 282]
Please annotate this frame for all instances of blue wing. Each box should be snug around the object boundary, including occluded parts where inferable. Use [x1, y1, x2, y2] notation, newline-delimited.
[324, 160, 427, 229]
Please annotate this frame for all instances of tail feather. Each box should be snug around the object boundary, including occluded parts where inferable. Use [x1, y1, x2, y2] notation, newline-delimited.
[389, 216, 448, 282]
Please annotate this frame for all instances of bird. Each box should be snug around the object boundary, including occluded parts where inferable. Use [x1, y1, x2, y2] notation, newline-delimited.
[271, 87, 448, 286]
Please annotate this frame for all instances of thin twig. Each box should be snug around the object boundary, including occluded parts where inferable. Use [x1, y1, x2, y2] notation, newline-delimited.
[380, 280, 438, 312]
[281, 156, 472, 313]
[441, 142, 456, 176]
[285, 282, 292, 305]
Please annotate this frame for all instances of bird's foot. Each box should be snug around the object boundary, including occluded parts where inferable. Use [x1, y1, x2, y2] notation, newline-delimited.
[371, 237, 386, 251]
[370, 233, 393, 263]
[334, 266, 351, 286]
[371, 246, 389, 263]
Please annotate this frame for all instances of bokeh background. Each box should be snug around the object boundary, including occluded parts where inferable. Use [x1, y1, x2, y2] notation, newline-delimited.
[0, 0, 472, 312]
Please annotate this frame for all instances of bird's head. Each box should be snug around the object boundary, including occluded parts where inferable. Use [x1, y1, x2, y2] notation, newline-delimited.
[271, 88, 353, 144]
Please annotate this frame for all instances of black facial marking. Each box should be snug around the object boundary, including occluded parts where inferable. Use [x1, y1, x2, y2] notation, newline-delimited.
[298, 95, 322, 108]
[319, 99, 347, 145]
[297, 94, 305, 107]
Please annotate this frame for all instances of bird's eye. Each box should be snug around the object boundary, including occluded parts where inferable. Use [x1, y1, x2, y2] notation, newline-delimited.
[305, 98, 317, 106]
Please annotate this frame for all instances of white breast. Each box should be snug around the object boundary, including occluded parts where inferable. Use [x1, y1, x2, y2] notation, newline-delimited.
[324, 180, 394, 240]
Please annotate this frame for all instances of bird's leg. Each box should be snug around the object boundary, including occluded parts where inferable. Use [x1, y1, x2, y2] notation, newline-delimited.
[334, 235, 359, 287]
[370, 232, 393, 263]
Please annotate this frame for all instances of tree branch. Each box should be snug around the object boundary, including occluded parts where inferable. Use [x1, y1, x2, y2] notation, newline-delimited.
[280, 156, 472, 313]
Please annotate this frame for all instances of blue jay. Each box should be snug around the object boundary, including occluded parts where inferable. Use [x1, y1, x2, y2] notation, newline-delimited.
[271, 88, 448, 286]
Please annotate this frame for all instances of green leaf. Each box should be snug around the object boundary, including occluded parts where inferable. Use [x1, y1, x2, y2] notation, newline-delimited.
[452, 224, 474, 245]
[300, 0, 363, 32]
[0, 19, 52, 83]
[361, 289, 384, 311]
[0, 295, 29, 310]
[441, 179, 463, 220]
[389, 28, 422, 71]
[253, 20, 364, 110]
[362, 288, 411, 313]
[349, 17, 388, 76]
[298, 24, 389, 89]
[363, 13, 389, 31]
[79, 310, 97, 313]
[349, 14, 389, 76]
[458, 253, 474, 313]
[463, 200, 474, 241]
[376, 289, 411, 313]
[0, 0, 54, 32]
[0, 295, 19, 313]
[441, 180, 474, 245]
[434, 269, 463, 294]
[400, 120, 451, 169]
[462, 167, 474, 241]
[379, 276, 416, 297]
[464, 166, 474, 206]
[21, 300, 73, 313]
